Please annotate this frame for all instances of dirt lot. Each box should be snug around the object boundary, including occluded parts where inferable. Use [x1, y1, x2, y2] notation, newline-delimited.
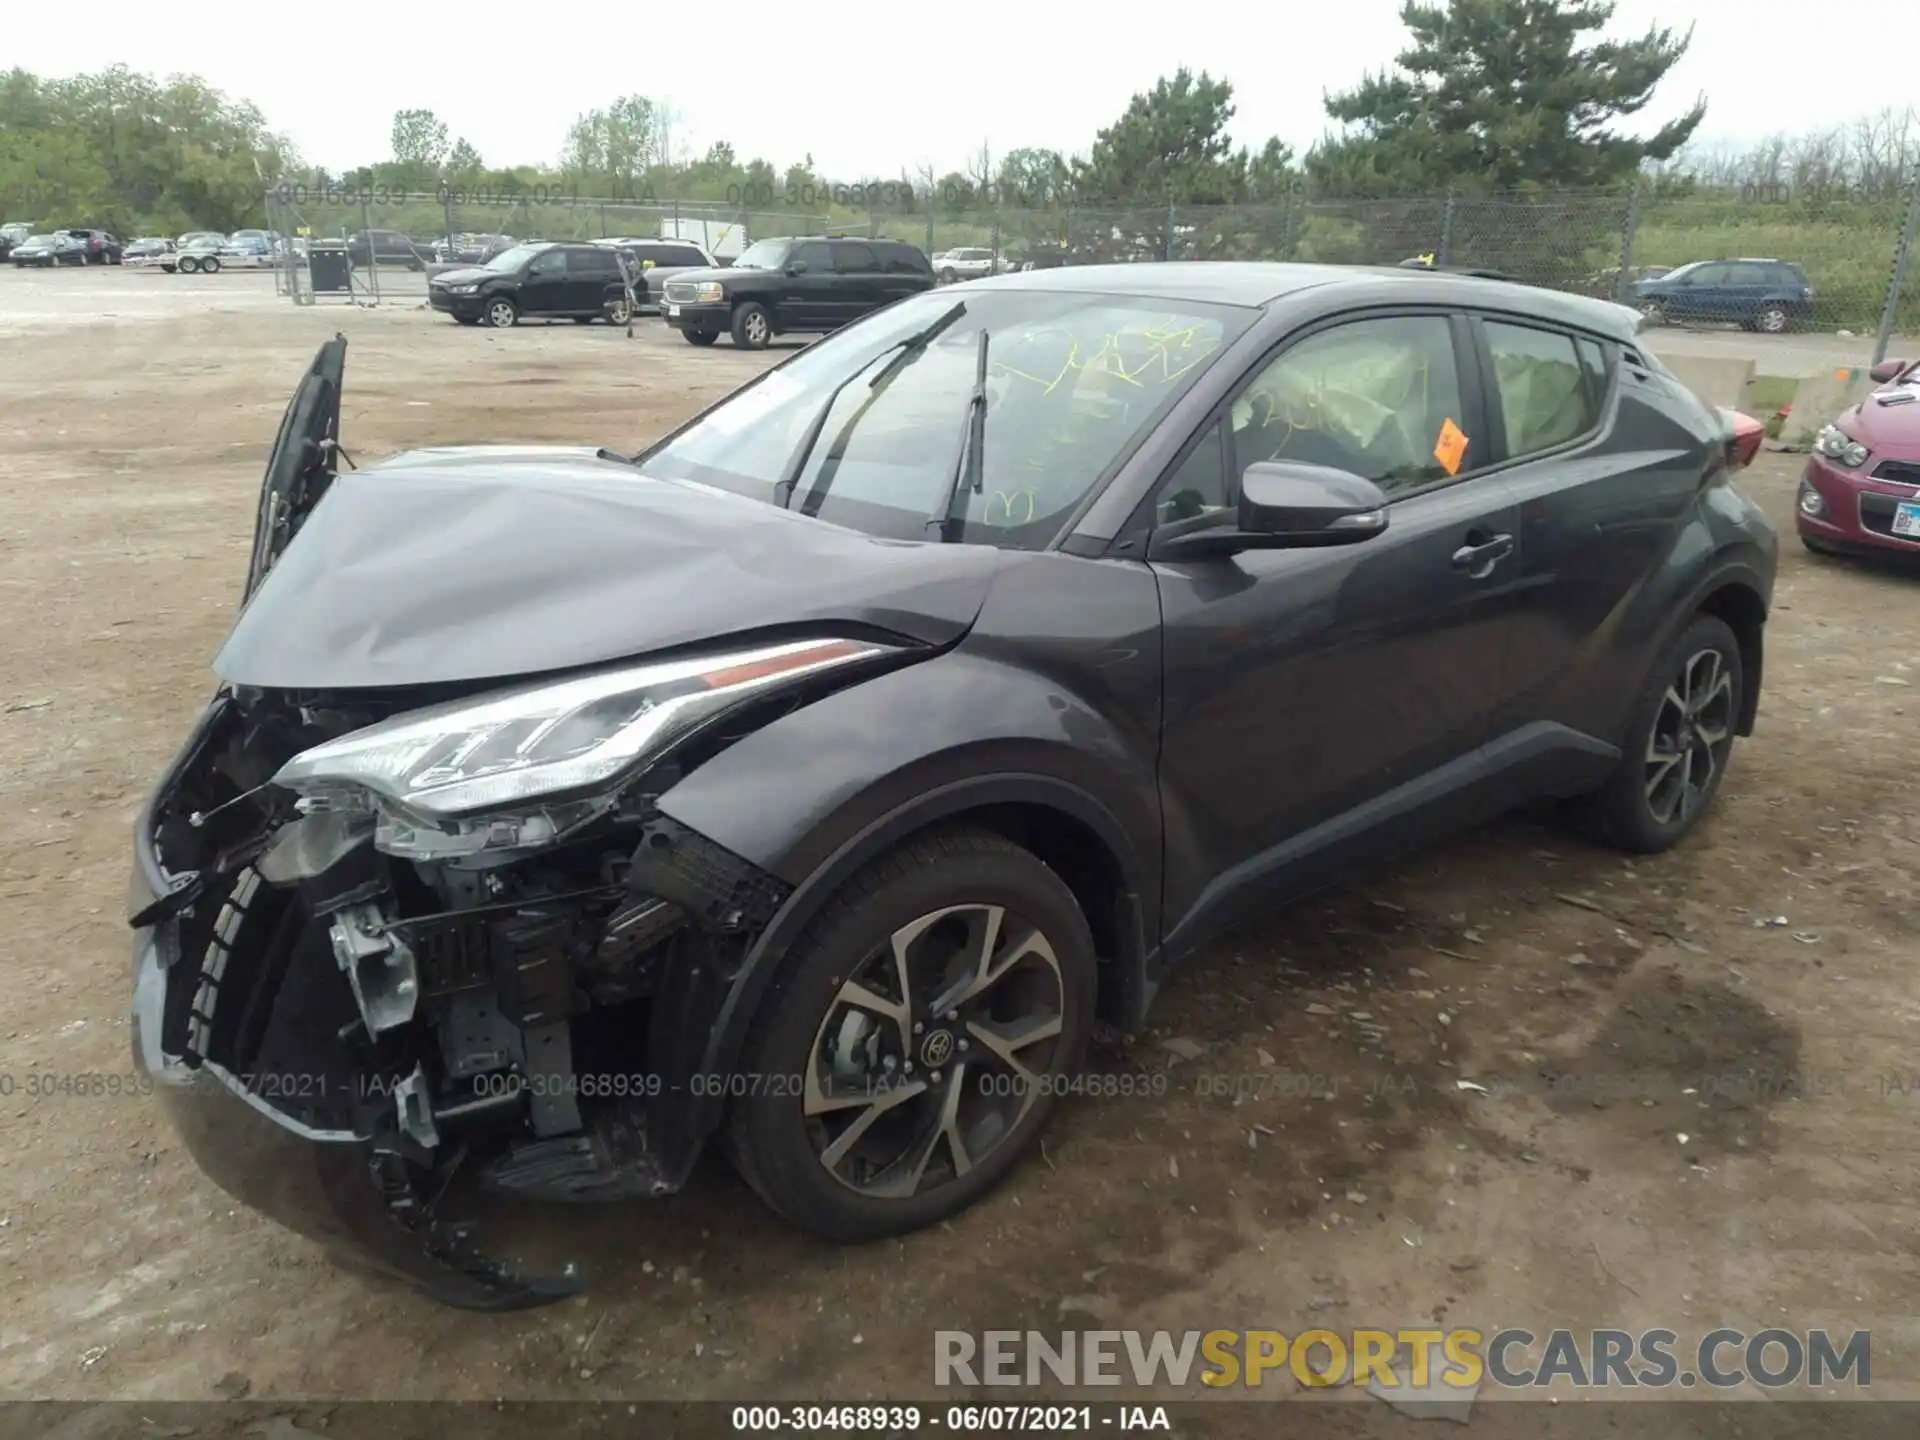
[2, 268, 1918, 1421]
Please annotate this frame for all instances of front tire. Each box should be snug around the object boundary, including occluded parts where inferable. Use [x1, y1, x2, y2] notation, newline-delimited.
[1758, 304, 1789, 334]
[726, 828, 1096, 1242]
[201, 255, 220, 274]
[1582, 614, 1744, 854]
[731, 301, 771, 349]
[485, 296, 517, 328]
[179, 255, 200, 274]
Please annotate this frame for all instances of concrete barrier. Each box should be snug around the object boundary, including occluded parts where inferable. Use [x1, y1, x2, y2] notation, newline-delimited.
[1660, 353, 1756, 413]
[1776, 367, 1876, 450]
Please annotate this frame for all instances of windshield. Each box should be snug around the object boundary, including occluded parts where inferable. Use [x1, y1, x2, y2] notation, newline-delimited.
[730, 238, 791, 270]
[485, 244, 545, 272]
[24, 234, 58, 245]
[638, 289, 1251, 548]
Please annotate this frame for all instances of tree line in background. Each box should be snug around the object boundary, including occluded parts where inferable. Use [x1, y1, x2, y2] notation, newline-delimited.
[3, 0, 1917, 238]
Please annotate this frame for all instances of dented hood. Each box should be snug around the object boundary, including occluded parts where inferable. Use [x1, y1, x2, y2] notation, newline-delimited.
[213, 446, 1004, 690]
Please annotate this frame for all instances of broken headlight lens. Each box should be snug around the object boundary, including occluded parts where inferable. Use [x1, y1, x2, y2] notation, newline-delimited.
[1813, 424, 1868, 468]
[272, 636, 894, 821]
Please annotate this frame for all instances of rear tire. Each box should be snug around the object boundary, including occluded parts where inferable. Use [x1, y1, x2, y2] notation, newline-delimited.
[179, 256, 200, 274]
[731, 301, 772, 349]
[454, 315, 480, 326]
[201, 256, 220, 274]
[1758, 304, 1789, 334]
[1578, 613, 1744, 855]
[725, 828, 1096, 1242]
[683, 329, 718, 346]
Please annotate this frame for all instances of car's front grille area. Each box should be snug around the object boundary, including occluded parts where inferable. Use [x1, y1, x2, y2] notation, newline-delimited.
[664, 280, 702, 304]
[1858, 491, 1920, 544]
[1871, 459, 1920, 488]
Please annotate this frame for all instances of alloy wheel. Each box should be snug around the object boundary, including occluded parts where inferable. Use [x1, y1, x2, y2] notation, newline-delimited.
[1760, 306, 1787, 334]
[744, 310, 769, 345]
[1644, 647, 1735, 828]
[803, 903, 1065, 1200]
[487, 299, 516, 328]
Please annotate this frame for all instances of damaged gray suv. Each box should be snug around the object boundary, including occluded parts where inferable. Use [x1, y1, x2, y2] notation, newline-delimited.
[129, 263, 1777, 1310]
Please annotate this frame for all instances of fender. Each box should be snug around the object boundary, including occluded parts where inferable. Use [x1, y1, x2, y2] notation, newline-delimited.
[652, 645, 1164, 1129]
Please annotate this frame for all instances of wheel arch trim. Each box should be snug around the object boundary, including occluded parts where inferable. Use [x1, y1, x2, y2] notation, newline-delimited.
[1679, 557, 1771, 736]
[687, 772, 1153, 1136]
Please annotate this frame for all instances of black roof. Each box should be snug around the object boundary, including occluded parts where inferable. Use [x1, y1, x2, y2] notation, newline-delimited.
[967, 261, 1642, 341]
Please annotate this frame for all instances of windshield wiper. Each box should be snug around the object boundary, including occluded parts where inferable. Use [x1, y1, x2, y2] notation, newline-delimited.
[926, 329, 990, 543]
[772, 300, 969, 511]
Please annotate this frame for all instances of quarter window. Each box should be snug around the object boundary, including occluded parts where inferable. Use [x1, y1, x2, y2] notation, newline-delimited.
[832, 242, 879, 272]
[1484, 321, 1599, 458]
[1227, 314, 1467, 496]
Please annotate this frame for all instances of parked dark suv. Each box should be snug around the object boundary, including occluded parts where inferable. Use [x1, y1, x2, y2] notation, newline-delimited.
[428, 241, 631, 327]
[57, 227, 122, 264]
[129, 264, 1775, 1310]
[1631, 258, 1813, 333]
[662, 234, 934, 348]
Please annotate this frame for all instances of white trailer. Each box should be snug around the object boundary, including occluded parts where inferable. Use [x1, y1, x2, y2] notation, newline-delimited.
[661, 217, 745, 262]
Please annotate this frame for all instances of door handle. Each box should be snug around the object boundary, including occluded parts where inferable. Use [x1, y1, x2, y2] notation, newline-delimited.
[1451, 532, 1514, 576]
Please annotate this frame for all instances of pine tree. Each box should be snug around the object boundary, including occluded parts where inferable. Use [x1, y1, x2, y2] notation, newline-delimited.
[1312, 0, 1706, 193]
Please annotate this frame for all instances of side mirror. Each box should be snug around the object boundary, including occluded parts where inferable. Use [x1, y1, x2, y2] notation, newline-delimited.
[1152, 462, 1389, 560]
[1870, 358, 1909, 384]
[1241, 461, 1390, 540]
[786, 261, 808, 275]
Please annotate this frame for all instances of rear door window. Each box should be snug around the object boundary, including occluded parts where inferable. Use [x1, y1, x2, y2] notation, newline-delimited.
[832, 242, 879, 273]
[1482, 320, 1601, 459]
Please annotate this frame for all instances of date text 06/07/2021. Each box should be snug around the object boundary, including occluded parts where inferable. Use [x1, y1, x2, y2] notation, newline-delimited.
[728, 1404, 1173, 1433]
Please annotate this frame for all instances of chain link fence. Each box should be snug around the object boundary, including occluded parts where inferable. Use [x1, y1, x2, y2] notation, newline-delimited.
[265, 178, 1920, 360]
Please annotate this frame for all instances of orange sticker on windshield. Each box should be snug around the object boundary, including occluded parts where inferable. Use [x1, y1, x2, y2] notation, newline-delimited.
[1433, 417, 1469, 475]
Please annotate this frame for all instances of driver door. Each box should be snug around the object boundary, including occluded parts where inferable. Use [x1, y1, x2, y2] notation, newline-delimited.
[520, 249, 569, 316]
[1150, 310, 1525, 946]
[783, 242, 839, 327]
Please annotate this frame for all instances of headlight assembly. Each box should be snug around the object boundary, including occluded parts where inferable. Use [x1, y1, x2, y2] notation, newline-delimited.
[272, 637, 895, 835]
[695, 281, 725, 303]
[1813, 424, 1868, 469]
[449, 283, 479, 295]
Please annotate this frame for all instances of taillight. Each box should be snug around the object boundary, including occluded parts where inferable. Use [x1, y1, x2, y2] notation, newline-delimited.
[1723, 408, 1764, 471]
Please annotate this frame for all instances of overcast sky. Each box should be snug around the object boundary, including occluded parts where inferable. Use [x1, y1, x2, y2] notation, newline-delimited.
[7, 0, 1899, 178]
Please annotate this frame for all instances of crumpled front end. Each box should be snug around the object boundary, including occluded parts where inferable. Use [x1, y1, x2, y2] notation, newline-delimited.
[129, 685, 796, 1309]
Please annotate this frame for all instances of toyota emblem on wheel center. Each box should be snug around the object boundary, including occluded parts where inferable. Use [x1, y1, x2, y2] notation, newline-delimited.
[920, 1030, 955, 1068]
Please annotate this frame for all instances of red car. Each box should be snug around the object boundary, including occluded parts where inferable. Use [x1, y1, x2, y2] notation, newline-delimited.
[1796, 356, 1920, 558]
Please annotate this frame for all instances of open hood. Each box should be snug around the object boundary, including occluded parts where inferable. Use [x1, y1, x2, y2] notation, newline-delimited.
[214, 448, 1003, 692]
